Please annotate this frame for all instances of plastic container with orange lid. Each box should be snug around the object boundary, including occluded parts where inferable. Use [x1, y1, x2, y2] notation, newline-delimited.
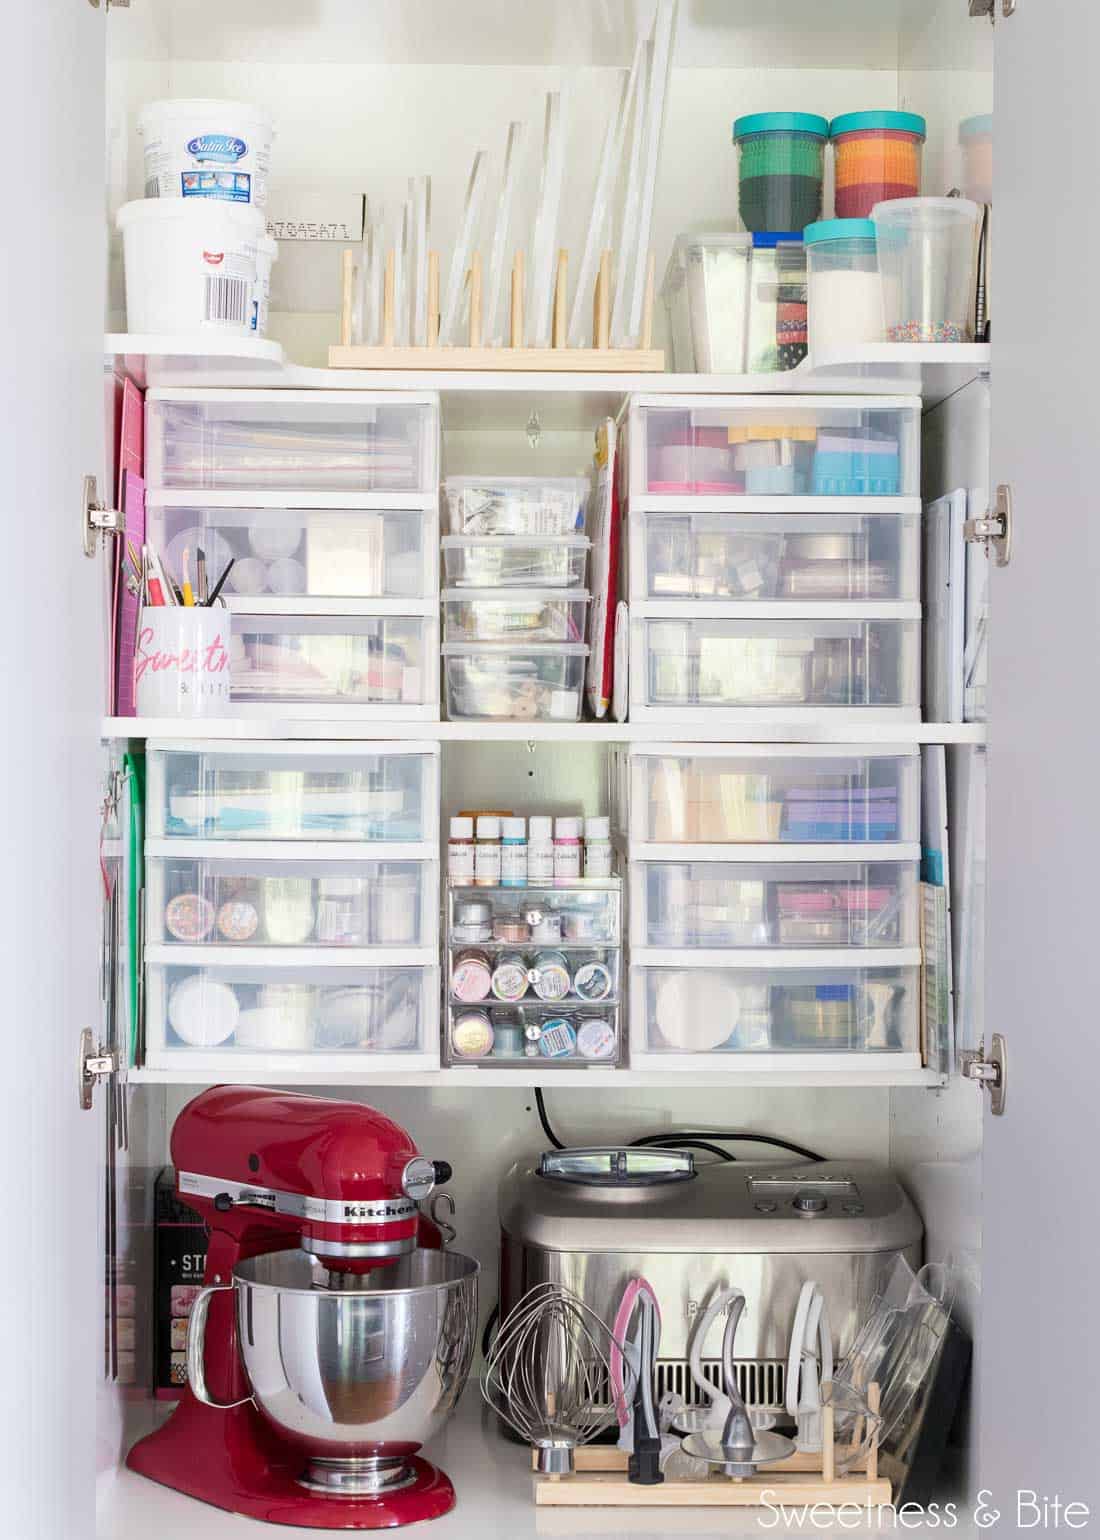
[830, 111, 926, 220]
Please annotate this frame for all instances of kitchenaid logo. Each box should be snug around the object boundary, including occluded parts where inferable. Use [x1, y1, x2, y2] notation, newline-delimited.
[187, 134, 248, 163]
[340, 1199, 416, 1221]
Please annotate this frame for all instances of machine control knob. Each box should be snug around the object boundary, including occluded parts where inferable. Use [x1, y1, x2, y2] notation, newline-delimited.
[793, 1191, 828, 1214]
[432, 1160, 453, 1186]
[401, 1157, 439, 1202]
[754, 1200, 778, 1214]
[213, 1192, 233, 1213]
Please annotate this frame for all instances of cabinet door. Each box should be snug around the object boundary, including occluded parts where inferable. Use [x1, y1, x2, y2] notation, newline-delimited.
[982, 1, 1100, 1520]
[2, 5, 106, 1537]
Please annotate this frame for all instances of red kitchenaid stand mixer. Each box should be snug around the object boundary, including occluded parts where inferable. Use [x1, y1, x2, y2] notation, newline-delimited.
[127, 1085, 477, 1529]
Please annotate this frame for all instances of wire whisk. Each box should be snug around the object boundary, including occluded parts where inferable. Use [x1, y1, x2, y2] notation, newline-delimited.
[481, 1282, 629, 1474]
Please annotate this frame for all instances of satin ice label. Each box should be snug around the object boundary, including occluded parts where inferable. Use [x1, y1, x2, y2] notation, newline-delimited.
[186, 133, 248, 163]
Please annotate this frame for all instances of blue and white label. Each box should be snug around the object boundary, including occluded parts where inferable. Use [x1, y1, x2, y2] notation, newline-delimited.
[186, 134, 248, 164]
[181, 170, 252, 203]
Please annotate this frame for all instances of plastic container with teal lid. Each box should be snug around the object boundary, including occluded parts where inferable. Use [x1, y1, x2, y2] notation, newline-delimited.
[830, 110, 926, 219]
[959, 114, 993, 205]
[803, 219, 883, 354]
[733, 112, 828, 234]
[872, 196, 981, 343]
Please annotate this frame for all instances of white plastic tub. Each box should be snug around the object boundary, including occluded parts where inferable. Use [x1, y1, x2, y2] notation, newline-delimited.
[140, 98, 274, 207]
[117, 199, 269, 335]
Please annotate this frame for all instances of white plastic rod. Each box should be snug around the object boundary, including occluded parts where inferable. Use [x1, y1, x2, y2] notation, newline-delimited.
[485, 122, 526, 347]
[625, 0, 677, 347]
[567, 64, 633, 348]
[439, 150, 488, 347]
[410, 175, 431, 347]
[393, 199, 411, 347]
[529, 91, 568, 348]
[610, 39, 650, 347]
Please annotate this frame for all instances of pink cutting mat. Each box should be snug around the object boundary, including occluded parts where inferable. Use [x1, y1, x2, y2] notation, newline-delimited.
[112, 381, 145, 715]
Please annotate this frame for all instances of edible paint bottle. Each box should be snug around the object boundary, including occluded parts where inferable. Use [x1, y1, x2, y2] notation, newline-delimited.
[500, 817, 528, 887]
[448, 815, 475, 886]
[474, 815, 502, 887]
[583, 815, 613, 878]
[553, 817, 583, 880]
[528, 816, 555, 883]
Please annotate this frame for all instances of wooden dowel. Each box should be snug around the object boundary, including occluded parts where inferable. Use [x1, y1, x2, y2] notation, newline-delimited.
[552, 248, 568, 348]
[641, 249, 656, 350]
[468, 251, 483, 347]
[510, 250, 525, 348]
[382, 251, 396, 346]
[867, 1382, 880, 1482]
[427, 252, 440, 346]
[595, 249, 611, 350]
[340, 248, 354, 346]
[821, 1404, 836, 1484]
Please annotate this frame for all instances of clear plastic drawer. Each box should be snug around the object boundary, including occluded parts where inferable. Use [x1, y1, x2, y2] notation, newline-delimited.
[626, 746, 919, 846]
[448, 882, 622, 945]
[145, 389, 438, 493]
[230, 614, 438, 714]
[442, 643, 587, 721]
[443, 476, 590, 535]
[146, 850, 437, 949]
[448, 945, 620, 1007]
[147, 742, 440, 843]
[441, 589, 590, 644]
[445, 1003, 620, 1067]
[630, 861, 919, 948]
[144, 958, 439, 1070]
[627, 396, 918, 501]
[630, 510, 918, 602]
[441, 535, 589, 589]
[631, 615, 920, 718]
[145, 499, 438, 603]
[630, 964, 920, 1059]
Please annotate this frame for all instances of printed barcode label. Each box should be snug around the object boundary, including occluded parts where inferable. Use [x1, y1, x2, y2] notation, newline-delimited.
[203, 274, 250, 326]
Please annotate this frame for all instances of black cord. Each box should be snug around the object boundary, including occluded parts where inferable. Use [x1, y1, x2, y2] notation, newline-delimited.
[630, 1130, 824, 1162]
[641, 1136, 734, 1163]
[534, 1087, 564, 1149]
[481, 1302, 499, 1359]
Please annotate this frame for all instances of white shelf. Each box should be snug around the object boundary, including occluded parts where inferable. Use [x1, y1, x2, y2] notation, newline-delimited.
[124, 1063, 944, 1089]
[102, 715, 988, 745]
[801, 341, 991, 408]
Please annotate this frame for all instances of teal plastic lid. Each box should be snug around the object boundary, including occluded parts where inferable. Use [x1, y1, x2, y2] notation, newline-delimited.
[829, 110, 927, 139]
[803, 218, 877, 245]
[733, 112, 829, 141]
[959, 113, 993, 140]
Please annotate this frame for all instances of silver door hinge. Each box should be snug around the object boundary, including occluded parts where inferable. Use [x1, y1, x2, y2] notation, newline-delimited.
[79, 1028, 118, 1111]
[959, 1033, 1007, 1115]
[964, 483, 1012, 567]
[82, 474, 125, 558]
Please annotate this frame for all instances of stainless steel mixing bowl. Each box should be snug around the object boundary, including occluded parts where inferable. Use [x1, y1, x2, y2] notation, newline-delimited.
[189, 1247, 479, 1494]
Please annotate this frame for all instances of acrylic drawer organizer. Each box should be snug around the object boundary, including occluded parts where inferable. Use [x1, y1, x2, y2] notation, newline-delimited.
[145, 846, 439, 949]
[444, 881, 622, 1067]
[625, 396, 920, 505]
[623, 745, 920, 851]
[630, 612, 921, 721]
[443, 476, 590, 536]
[628, 961, 921, 1071]
[442, 535, 589, 590]
[144, 955, 440, 1073]
[145, 389, 440, 493]
[146, 495, 440, 606]
[146, 741, 441, 844]
[443, 642, 588, 722]
[629, 860, 920, 950]
[229, 613, 439, 718]
[441, 590, 590, 644]
[629, 510, 919, 604]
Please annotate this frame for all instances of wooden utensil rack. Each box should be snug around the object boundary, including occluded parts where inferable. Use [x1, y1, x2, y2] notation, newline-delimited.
[530, 1385, 892, 1509]
[329, 246, 664, 371]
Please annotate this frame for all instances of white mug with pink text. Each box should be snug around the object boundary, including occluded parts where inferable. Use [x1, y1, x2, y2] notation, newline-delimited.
[135, 606, 232, 717]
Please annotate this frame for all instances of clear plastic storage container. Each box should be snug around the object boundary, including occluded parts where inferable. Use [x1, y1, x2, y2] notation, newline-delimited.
[146, 852, 437, 948]
[630, 860, 919, 948]
[442, 643, 588, 721]
[629, 398, 917, 501]
[441, 535, 589, 589]
[733, 112, 829, 234]
[631, 616, 920, 717]
[958, 114, 993, 206]
[804, 219, 884, 355]
[443, 476, 590, 536]
[830, 111, 926, 220]
[448, 882, 621, 943]
[661, 233, 752, 373]
[746, 235, 808, 373]
[144, 958, 439, 1069]
[145, 389, 438, 492]
[631, 964, 920, 1058]
[625, 746, 920, 846]
[631, 510, 917, 602]
[445, 1003, 620, 1066]
[871, 197, 982, 343]
[147, 742, 439, 843]
[441, 589, 590, 644]
[145, 500, 437, 602]
[229, 614, 437, 713]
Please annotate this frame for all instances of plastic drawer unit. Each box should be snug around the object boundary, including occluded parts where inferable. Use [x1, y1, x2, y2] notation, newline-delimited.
[628, 961, 921, 1071]
[145, 496, 439, 607]
[624, 395, 920, 505]
[227, 612, 439, 717]
[146, 741, 440, 844]
[443, 475, 590, 535]
[145, 389, 439, 493]
[629, 509, 919, 604]
[441, 590, 590, 644]
[630, 612, 920, 721]
[143, 955, 440, 1073]
[443, 642, 588, 721]
[622, 744, 920, 852]
[441, 535, 589, 590]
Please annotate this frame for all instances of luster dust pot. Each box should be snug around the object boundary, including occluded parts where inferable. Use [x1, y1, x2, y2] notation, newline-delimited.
[117, 198, 271, 335]
[140, 98, 274, 207]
